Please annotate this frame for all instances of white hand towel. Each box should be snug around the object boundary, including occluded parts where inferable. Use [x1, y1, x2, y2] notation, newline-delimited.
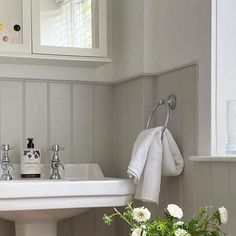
[127, 127, 184, 204]
[127, 127, 163, 184]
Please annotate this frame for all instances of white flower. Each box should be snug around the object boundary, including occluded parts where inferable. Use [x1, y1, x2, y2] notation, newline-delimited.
[174, 228, 190, 236]
[131, 228, 147, 236]
[133, 207, 151, 223]
[167, 204, 183, 219]
[219, 206, 228, 224]
[176, 221, 184, 226]
[140, 225, 146, 230]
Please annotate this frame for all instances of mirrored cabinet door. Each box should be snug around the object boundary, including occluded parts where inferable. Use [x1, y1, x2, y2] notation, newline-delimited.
[32, 0, 107, 57]
[0, 0, 31, 53]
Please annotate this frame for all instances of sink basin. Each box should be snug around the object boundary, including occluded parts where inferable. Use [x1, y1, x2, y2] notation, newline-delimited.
[0, 164, 135, 236]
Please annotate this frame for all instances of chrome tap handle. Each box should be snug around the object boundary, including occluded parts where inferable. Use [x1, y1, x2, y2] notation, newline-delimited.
[1, 144, 14, 152]
[9, 163, 14, 171]
[49, 144, 65, 179]
[0, 171, 13, 180]
[50, 162, 64, 180]
[1, 162, 14, 171]
[48, 145, 65, 152]
[1, 144, 14, 162]
[58, 162, 64, 171]
[48, 145, 65, 162]
[1, 144, 14, 180]
[1, 162, 14, 180]
[51, 161, 64, 169]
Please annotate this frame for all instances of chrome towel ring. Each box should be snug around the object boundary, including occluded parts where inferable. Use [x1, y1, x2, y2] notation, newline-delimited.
[146, 95, 176, 136]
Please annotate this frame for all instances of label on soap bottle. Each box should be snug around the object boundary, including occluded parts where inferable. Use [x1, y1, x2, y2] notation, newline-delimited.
[21, 149, 41, 178]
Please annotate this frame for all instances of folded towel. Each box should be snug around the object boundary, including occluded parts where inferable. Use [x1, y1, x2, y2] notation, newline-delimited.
[127, 127, 184, 204]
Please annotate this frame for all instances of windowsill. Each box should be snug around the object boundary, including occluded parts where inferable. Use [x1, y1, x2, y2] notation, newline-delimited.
[189, 156, 236, 162]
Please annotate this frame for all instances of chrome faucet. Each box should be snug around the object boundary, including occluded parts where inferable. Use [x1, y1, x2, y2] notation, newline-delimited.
[1, 144, 14, 180]
[48, 145, 64, 179]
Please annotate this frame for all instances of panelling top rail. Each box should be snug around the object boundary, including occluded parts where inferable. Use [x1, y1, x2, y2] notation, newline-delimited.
[146, 94, 177, 136]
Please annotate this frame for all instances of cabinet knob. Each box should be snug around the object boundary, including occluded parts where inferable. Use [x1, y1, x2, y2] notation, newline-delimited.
[13, 24, 21, 32]
[0, 23, 4, 31]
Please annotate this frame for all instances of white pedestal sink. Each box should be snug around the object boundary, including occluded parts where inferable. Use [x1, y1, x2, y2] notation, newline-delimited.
[0, 164, 135, 236]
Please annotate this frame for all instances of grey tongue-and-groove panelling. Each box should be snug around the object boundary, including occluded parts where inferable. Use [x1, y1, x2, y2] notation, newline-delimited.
[112, 65, 198, 236]
[0, 80, 113, 173]
[0, 79, 113, 236]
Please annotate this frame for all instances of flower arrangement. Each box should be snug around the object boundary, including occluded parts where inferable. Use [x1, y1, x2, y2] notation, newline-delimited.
[103, 202, 228, 236]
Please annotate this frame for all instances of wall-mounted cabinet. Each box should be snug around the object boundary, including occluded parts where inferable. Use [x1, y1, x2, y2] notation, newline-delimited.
[0, 0, 109, 66]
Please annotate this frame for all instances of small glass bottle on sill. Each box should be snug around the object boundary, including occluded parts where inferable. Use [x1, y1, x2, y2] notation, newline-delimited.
[226, 100, 236, 154]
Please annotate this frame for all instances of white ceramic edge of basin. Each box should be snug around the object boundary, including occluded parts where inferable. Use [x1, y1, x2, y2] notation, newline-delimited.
[0, 195, 134, 211]
[0, 179, 135, 211]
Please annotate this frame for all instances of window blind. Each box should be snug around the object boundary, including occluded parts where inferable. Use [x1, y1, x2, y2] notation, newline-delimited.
[41, 0, 94, 48]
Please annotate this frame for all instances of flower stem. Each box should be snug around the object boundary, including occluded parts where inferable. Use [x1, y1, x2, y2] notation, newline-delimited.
[113, 207, 133, 226]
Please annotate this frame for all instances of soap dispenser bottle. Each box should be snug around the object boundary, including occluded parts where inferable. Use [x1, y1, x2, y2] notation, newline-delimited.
[21, 138, 41, 178]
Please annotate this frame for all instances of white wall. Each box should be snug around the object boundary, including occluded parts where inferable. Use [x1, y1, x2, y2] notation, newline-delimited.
[112, 0, 212, 154]
[213, 0, 236, 155]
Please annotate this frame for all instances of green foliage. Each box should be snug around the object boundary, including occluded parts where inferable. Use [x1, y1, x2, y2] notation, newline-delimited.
[103, 202, 227, 236]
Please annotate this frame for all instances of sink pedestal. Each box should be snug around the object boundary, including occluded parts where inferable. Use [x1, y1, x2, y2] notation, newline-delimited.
[15, 222, 57, 236]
